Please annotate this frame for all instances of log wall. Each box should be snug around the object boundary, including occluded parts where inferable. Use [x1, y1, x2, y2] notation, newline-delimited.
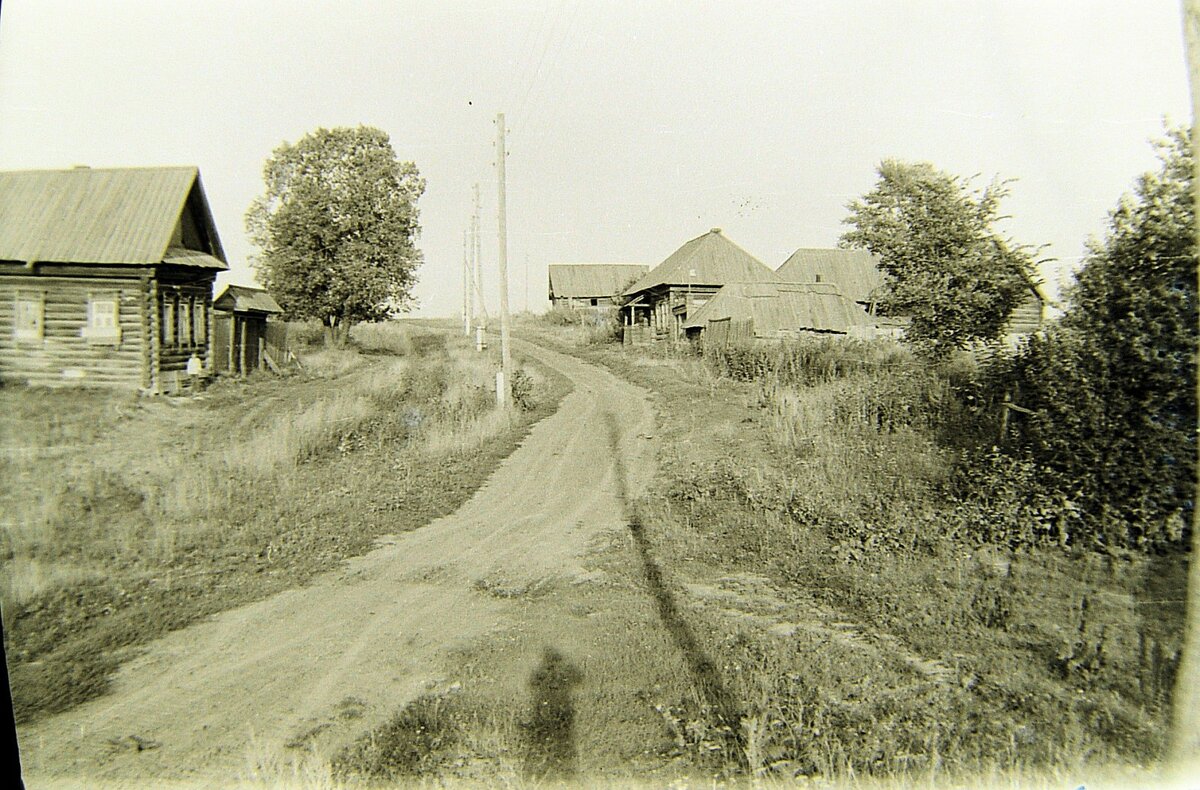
[0, 273, 148, 388]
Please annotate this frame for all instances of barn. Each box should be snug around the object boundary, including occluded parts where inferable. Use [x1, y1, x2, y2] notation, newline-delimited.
[0, 166, 227, 393]
[682, 281, 877, 344]
[211, 284, 283, 375]
[622, 228, 777, 344]
[547, 263, 649, 314]
[775, 248, 885, 314]
[777, 245, 1048, 343]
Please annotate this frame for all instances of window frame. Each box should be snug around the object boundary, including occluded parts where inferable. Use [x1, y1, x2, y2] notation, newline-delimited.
[13, 290, 45, 342]
[82, 291, 122, 344]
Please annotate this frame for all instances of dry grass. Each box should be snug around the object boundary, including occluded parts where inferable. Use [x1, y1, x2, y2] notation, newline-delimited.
[1, 321, 570, 724]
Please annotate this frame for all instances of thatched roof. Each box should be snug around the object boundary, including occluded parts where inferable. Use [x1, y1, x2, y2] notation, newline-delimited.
[213, 285, 282, 315]
[624, 228, 776, 296]
[775, 248, 884, 305]
[548, 263, 649, 298]
[0, 166, 226, 268]
[683, 281, 875, 336]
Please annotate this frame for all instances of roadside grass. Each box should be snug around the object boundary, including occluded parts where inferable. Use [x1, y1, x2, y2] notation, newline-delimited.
[1, 321, 569, 724]
[505, 325, 1184, 784]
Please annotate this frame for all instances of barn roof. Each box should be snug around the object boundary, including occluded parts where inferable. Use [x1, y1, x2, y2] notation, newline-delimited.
[774, 248, 884, 304]
[0, 166, 226, 267]
[624, 228, 776, 296]
[548, 263, 649, 298]
[683, 281, 876, 335]
[213, 284, 283, 314]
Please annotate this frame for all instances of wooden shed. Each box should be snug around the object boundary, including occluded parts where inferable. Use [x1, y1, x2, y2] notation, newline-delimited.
[211, 284, 283, 375]
[548, 263, 648, 313]
[0, 166, 227, 393]
[622, 228, 777, 344]
[775, 248, 885, 313]
[683, 281, 877, 344]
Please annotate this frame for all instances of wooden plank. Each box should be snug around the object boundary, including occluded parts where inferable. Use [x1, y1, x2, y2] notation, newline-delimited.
[262, 348, 281, 374]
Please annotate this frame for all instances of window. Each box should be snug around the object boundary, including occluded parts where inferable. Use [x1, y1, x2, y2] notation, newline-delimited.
[180, 295, 193, 346]
[14, 292, 44, 341]
[84, 293, 121, 343]
[590, 298, 599, 307]
[163, 295, 176, 346]
[194, 299, 206, 345]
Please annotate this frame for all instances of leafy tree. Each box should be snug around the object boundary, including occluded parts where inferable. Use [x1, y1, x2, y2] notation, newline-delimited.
[246, 126, 425, 344]
[1010, 126, 1196, 549]
[840, 160, 1041, 357]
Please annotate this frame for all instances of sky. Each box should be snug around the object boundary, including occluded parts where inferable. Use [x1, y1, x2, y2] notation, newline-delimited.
[0, 1, 1191, 317]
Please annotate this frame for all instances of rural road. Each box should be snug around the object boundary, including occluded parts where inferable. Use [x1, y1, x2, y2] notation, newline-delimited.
[17, 337, 655, 786]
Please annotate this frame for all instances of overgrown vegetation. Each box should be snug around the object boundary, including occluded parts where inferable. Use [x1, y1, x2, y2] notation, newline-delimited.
[1, 321, 567, 723]
[592, 333, 1184, 781]
[1005, 126, 1196, 550]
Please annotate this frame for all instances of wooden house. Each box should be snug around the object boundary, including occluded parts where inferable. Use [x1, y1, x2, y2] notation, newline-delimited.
[548, 263, 648, 317]
[622, 228, 777, 343]
[775, 248, 885, 314]
[212, 284, 283, 375]
[682, 281, 877, 344]
[777, 246, 1047, 343]
[0, 166, 227, 393]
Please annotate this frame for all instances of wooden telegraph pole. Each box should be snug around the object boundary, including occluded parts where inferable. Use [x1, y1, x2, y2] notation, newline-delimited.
[472, 183, 488, 349]
[462, 229, 471, 336]
[496, 112, 512, 408]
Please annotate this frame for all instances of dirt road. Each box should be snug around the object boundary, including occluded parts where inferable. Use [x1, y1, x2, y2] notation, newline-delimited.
[17, 337, 654, 786]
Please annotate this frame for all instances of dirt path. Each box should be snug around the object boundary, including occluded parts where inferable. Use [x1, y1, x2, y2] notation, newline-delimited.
[17, 338, 655, 786]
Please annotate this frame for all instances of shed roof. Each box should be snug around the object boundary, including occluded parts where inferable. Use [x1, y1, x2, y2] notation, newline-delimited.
[774, 248, 884, 304]
[683, 281, 876, 335]
[548, 263, 649, 298]
[213, 284, 283, 314]
[624, 228, 776, 296]
[0, 166, 226, 267]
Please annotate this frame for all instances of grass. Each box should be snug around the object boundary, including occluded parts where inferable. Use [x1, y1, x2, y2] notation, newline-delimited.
[492, 324, 1186, 784]
[1, 320, 570, 724]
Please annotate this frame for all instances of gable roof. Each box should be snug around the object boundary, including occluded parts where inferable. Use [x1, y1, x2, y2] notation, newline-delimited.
[548, 263, 649, 298]
[213, 284, 282, 314]
[775, 248, 884, 305]
[0, 166, 226, 268]
[683, 281, 875, 335]
[624, 228, 776, 296]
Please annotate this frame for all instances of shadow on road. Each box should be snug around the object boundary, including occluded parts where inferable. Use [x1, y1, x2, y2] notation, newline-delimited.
[601, 412, 745, 753]
[523, 647, 583, 780]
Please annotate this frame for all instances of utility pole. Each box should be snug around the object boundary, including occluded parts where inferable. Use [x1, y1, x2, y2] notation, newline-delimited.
[472, 183, 488, 348]
[462, 229, 471, 336]
[496, 112, 512, 408]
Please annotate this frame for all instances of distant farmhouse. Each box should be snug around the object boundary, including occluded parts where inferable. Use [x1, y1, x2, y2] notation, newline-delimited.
[0, 166, 227, 393]
[776, 246, 1047, 344]
[622, 228, 777, 344]
[683, 281, 875, 343]
[548, 263, 648, 313]
[775, 248, 885, 314]
[212, 284, 283, 375]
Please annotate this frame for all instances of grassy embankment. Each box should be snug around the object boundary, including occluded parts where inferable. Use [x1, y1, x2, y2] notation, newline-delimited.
[338, 315, 1181, 788]
[0, 320, 568, 725]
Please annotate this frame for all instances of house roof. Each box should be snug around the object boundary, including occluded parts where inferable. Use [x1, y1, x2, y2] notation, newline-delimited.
[548, 263, 649, 298]
[213, 284, 283, 314]
[0, 166, 226, 268]
[775, 248, 884, 305]
[683, 281, 876, 335]
[624, 228, 777, 296]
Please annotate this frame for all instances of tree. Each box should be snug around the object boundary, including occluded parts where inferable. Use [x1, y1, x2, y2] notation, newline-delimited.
[246, 126, 426, 345]
[1011, 126, 1196, 548]
[840, 160, 1040, 357]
